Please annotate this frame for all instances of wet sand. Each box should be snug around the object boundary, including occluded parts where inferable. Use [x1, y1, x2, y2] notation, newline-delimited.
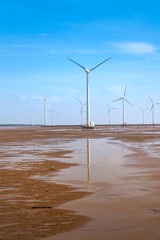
[0, 126, 160, 240]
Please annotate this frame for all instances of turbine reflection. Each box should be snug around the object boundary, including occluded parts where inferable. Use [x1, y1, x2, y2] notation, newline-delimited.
[87, 138, 90, 182]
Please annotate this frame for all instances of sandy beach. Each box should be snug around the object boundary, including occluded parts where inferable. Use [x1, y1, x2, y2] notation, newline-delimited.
[0, 126, 160, 240]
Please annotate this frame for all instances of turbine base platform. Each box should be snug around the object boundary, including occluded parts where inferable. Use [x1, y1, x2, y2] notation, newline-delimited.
[82, 124, 95, 129]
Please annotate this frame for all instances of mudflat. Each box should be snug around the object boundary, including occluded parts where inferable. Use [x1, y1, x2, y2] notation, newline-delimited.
[0, 126, 160, 240]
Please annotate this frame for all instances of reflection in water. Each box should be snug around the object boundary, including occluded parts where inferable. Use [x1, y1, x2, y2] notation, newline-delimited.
[45, 138, 137, 188]
[87, 138, 90, 182]
[52, 137, 160, 240]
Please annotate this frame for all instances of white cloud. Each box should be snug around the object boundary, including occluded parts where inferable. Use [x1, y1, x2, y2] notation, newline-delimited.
[32, 96, 61, 102]
[32, 96, 43, 100]
[0, 44, 47, 49]
[20, 95, 27, 100]
[50, 96, 61, 102]
[40, 33, 48, 36]
[50, 50, 59, 54]
[113, 42, 157, 55]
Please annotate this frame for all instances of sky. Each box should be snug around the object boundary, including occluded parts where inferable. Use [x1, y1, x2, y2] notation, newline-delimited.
[0, 0, 160, 125]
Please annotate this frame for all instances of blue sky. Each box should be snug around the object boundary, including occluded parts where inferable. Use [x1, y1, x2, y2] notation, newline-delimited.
[0, 0, 160, 125]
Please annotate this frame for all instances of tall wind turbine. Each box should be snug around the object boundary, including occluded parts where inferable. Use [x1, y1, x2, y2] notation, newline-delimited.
[107, 103, 116, 125]
[148, 96, 160, 125]
[139, 107, 148, 125]
[68, 57, 111, 127]
[49, 103, 57, 126]
[76, 98, 86, 126]
[113, 85, 133, 125]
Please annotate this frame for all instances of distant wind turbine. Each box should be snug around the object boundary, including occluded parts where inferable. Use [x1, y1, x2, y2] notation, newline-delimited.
[139, 107, 148, 125]
[49, 103, 57, 126]
[41, 95, 49, 126]
[148, 96, 160, 125]
[33, 95, 48, 126]
[68, 57, 112, 127]
[76, 98, 86, 126]
[113, 85, 133, 125]
[107, 103, 116, 125]
[30, 109, 37, 126]
[44, 97, 47, 126]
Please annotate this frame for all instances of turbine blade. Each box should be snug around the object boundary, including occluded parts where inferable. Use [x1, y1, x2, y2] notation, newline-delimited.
[124, 84, 127, 97]
[68, 58, 86, 71]
[125, 98, 133, 107]
[113, 98, 123, 103]
[148, 96, 153, 103]
[150, 105, 153, 112]
[89, 57, 112, 71]
[155, 102, 160, 105]
[106, 102, 110, 109]
[76, 97, 82, 104]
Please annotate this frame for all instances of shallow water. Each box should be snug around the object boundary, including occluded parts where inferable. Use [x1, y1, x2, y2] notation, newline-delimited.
[39, 137, 160, 240]
[52, 138, 136, 188]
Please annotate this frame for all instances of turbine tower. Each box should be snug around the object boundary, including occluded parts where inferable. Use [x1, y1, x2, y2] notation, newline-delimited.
[148, 96, 160, 125]
[107, 103, 116, 125]
[113, 85, 133, 125]
[68, 57, 111, 127]
[139, 107, 148, 125]
[76, 98, 86, 126]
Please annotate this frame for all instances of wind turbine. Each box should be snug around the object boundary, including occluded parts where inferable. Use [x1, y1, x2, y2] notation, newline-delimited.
[33, 95, 48, 126]
[107, 103, 116, 125]
[76, 98, 86, 126]
[113, 85, 133, 125]
[30, 109, 37, 126]
[41, 96, 49, 126]
[49, 103, 57, 126]
[139, 107, 148, 125]
[148, 96, 160, 125]
[68, 57, 111, 127]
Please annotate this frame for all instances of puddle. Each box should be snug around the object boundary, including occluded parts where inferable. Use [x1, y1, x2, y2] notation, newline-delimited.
[51, 139, 135, 188]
